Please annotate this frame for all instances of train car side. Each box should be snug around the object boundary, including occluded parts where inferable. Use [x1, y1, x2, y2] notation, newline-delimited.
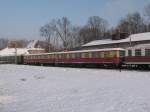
[24, 48, 125, 68]
[125, 45, 150, 69]
[0, 55, 24, 64]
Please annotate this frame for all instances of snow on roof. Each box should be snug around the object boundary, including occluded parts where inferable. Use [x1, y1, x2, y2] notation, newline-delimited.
[27, 40, 38, 48]
[83, 32, 150, 47]
[28, 48, 45, 51]
[0, 48, 29, 57]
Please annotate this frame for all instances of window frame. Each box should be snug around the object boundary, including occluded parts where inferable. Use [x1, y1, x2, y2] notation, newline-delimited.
[135, 49, 141, 56]
[145, 49, 150, 56]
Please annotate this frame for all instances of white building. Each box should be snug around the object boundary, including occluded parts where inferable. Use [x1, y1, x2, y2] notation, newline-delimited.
[82, 32, 150, 50]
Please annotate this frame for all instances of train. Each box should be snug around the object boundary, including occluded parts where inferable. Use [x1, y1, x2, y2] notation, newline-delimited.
[0, 44, 150, 69]
[0, 55, 24, 64]
[24, 48, 125, 68]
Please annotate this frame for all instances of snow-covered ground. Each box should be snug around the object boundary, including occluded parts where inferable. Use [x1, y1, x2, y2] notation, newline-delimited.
[0, 65, 150, 112]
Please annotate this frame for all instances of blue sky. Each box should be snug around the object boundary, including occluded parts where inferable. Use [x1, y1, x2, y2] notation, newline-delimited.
[0, 0, 149, 40]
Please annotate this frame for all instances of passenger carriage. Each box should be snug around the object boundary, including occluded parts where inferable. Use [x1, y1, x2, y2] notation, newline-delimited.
[125, 44, 150, 69]
[24, 48, 125, 67]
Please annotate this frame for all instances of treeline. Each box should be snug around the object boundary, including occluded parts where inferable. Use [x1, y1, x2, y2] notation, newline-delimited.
[40, 3, 150, 51]
[0, 38, 8, 49]
[0, 38, 28, 49]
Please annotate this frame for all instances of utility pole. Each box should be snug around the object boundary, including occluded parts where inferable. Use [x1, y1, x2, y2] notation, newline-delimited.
[128, 24, 132, 47]
[15, 43, 17, 64]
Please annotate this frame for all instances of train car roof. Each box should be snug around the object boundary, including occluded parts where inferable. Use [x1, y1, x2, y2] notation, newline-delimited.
[25, 48, 125, 56]
[126, 44, 150, 49]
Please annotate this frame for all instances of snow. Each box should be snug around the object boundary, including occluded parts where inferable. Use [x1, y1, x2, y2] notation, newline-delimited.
[83, 32, 150, 47]
[0, 47, 44, 57]
[0, 48, 29, 57]
[0, 64, 150, 112]
[27, 40, 38, 49]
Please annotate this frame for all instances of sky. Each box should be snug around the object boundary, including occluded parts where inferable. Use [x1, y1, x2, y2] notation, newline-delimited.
[0, 0, 149, 40]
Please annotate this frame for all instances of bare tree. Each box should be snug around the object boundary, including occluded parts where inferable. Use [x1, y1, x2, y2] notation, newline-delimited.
[40, 17, 81, 50]
[52, 17, 73, 50]
[78, 16, 109, 44]
[144, 3, 150, 31]
[40, 23, 54, 51]
[116, 12, 145, 36]
[87, 16, 108, 40]
[145, 3, 150, 21]
[0, 38, 8, 49]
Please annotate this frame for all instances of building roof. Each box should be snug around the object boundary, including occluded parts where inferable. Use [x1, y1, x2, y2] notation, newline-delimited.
[0, 48, 29, 56]
[83, 32, 150, 47]
[27, 40, 39, 48]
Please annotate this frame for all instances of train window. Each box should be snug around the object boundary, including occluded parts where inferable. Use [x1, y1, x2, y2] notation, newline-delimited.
[92, 52, 99, 58]
[69, 54, 72, 58]
[119, 51, 125, 57]
[82, 53, 89, 58]
[128, 50, 132, 56]
[42, 55, 45, 58]
[135, 49, 141, 56]
[104, 52, 109, 58]
[88, 52, 92, 58]
[99, 52, 104, 58]
[81, 53, 84, 58]
[63, 54, 66, 58]
[70, 53, 75, 58]
[75, 53, 81, 58]
[36, 55, 38, 59]
[85, 53, 89, 58]
[66, 54, 70, 58]
[109, 51, 115, 57]
[145, 49, 150, 56]
[92, 52, 95, 58]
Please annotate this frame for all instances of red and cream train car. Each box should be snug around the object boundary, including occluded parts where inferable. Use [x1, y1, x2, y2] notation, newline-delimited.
[125, 44, 150, 68]
[24, 48, 125, 67]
